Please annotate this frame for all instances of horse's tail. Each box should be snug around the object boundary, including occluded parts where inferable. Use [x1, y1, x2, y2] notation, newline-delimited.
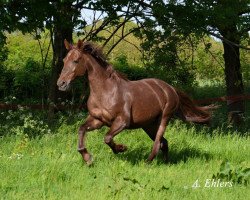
[175, 89, 217, 124]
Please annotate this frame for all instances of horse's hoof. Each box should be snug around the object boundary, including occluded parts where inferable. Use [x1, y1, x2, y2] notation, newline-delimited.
[82, 153, 93, 166]
[163, 155, 169, 163]
[86, 155, 94, 166]
[115, 144, 127, 153]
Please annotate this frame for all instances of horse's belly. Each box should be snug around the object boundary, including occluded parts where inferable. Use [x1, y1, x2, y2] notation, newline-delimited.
[130, 100, 162, 126]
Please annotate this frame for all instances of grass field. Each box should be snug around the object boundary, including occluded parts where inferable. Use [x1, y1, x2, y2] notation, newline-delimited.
[0, 105, 249, 200]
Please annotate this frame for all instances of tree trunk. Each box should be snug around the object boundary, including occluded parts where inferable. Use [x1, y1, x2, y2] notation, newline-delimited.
[48, 3, 73, 117]
[221, 28, 245, 125]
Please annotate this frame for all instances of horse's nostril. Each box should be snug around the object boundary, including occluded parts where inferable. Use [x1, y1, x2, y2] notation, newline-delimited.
[57, 81, 66, 87]
[58, 80, 70, 91]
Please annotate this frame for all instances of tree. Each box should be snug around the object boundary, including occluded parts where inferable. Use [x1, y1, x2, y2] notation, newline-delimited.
[163, 1, 249, 121]
[47, 1, 75, 116]
[215, 1, 248, 119]
[170, 0, 250, 123]
[1, 0, 84, 115]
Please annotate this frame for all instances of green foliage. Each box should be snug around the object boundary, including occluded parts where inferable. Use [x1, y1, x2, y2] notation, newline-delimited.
[113, 54, 196, 90]
[4, 32, 52, 70]
[112, 55, 148, 80]
[213, 161, 250, 186]
[2, 30, 249, 104]
[12, 113, 51, 137]
[194, 37, 224, 81]
[145, 63, 196, 90]
[0, 46, 8, 63]
[85, 20, 143, 66]
[0, 32, 52, 101]
[134, 25, 198, 88]
[241, 40, 250, 85]
[0, 66, 15, 98]
[13, 58, 50, 99]
[0, 108, 51, 138]
[0, 45, 14, 98]
[1, 14, 250, 104]
[112, 54, 193, 91]
[0, 58, 51, 102]
[1, 1, 84, 40]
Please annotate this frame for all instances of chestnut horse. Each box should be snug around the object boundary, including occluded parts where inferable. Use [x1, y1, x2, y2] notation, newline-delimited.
[57, 39, 213, 165]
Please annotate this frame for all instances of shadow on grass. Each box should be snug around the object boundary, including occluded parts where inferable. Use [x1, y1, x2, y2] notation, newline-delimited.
[116, 146, 212, 165]
[168, 147, 211, 164]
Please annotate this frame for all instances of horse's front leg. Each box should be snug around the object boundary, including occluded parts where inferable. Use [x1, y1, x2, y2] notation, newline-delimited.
[104, 116, 129, 154]
[78, 115, 103, 165]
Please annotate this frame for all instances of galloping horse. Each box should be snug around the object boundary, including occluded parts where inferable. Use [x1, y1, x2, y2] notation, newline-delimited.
[57, 39, 213, 165]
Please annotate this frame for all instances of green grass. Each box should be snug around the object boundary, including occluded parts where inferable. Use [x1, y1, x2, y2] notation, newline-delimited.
[0, 115, 249, 200]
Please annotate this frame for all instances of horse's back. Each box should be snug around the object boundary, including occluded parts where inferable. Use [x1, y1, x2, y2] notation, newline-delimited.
[130, 78, 178, 102]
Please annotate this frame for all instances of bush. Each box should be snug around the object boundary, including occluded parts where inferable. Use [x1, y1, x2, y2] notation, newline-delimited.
[113, 54, 196, 91]
[112, 55, 149, 80]
[0, 58, 52, 103]
[213, 160, 250, 186]
[14, 58, 41, 97]
[0, 66, 15, 99]
[0, 107, 51, 137]
[0, 46, 15, 98]
[145, 63, 196, 90]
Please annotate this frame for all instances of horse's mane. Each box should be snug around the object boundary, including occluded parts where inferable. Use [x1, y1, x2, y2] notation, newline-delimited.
[81, 41, 108, 67]
[81, 41, 128, 81]
[106, 65, 129, 81]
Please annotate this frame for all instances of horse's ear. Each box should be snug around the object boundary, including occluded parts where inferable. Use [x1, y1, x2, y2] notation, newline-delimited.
[77, 39, 83, 49]
[64, 39, 72, 50]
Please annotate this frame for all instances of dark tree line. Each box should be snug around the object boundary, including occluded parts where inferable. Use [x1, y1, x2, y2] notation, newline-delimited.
[0, 0, 250, 123]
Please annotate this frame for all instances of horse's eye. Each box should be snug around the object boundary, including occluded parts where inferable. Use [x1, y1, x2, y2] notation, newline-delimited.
[73, 60, 79, 64]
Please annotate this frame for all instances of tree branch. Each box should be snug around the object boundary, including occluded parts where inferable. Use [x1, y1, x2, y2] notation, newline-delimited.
[103, 28, 142, 54]
[201, 38, 224, 70]
[238, 8, 250, 16]
[105, 28, 140, 56]
[206, 30, 250, 50]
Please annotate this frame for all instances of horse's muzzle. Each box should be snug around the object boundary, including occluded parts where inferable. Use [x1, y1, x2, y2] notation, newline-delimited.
[57, 80, 71, 91]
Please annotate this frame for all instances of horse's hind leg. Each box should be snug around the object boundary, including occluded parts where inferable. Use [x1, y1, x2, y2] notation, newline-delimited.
[147, 118, 169, 162]
[78, 115, 103, 164]
[143, 124, 169, 162]
[144, 117, 170, 162]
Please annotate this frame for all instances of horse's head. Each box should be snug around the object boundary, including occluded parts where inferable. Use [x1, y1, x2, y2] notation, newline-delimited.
[57, 39, 87, 91]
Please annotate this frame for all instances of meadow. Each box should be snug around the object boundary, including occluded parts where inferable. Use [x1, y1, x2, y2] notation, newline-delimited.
[0, 102, 249, 200]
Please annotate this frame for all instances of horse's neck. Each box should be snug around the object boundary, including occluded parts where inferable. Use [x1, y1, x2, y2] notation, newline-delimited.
[86, 57, 111, 94]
